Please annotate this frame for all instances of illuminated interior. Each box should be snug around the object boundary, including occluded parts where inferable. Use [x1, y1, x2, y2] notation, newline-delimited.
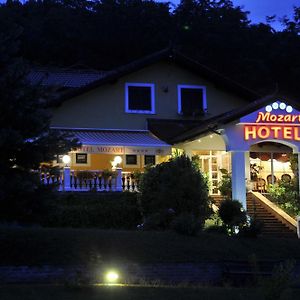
[249, 142, 294, 192]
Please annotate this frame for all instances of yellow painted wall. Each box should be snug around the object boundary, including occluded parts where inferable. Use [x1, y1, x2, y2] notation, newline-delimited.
[51, 61, 249, 130]
[68, 153, 170, 172]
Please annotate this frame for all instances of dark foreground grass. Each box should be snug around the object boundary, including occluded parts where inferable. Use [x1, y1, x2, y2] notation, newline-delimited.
[0, 227, 300, 266]
[0, 285, 294, 300]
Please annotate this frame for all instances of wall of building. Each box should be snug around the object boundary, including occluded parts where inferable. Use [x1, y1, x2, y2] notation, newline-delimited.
[66, 153, 169, 172]
[51, 61, 249, 130]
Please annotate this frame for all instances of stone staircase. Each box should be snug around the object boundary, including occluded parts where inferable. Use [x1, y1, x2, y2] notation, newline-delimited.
[246, 192, 297, 238]
[211, 195, 224, 207]
[211, 193, 297, 238]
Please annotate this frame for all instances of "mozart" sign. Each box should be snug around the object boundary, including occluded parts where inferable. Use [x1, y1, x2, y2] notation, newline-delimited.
[76, 145, 171, 155]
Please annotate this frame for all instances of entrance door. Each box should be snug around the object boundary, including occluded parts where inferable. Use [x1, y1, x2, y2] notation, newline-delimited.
[196, 151, 221, 195]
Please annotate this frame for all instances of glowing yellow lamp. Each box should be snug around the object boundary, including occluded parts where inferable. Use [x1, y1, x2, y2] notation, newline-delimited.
[105, 271, 119, 283]
[62, 154, 71, 165]
[114, 156, 122, 165]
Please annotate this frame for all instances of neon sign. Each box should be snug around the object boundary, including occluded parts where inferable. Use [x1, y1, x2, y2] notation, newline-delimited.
[244, 126, 300, 141]
[242, 102, 300, 141]
[255, 112, 300, 123]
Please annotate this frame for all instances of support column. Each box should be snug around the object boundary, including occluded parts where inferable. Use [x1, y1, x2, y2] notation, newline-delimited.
[63, 166, 71, 191]
[298, 153, 300, 195]
[244, 151, 251, 191]
[115, 167, 123, 192]
[231, 151, 247, 209]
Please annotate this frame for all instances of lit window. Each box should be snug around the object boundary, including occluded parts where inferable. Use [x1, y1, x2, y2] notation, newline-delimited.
[125, 83, 155, 114]
[144, 155, 156, 166]
[178, 85, 207, 116]
[126, 155, 137, 165]
[76, 153, 88, 164]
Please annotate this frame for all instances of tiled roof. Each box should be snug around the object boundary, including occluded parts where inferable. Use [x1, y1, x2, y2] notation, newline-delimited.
[27, 67, 106, 88]
[55, 129, 171, 147]
[59, 47, 260, 102]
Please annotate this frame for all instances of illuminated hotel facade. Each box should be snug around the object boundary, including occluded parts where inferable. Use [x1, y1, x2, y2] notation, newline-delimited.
[43, 48, 300, 209]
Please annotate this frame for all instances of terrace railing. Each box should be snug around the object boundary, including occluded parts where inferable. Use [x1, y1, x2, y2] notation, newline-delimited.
[40, 169, 140, 192]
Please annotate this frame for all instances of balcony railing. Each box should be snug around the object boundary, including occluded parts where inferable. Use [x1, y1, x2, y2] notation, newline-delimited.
[40, 169, 140, 192]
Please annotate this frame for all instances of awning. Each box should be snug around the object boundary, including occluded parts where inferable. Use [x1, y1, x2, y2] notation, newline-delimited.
[57, 129, 172, 155]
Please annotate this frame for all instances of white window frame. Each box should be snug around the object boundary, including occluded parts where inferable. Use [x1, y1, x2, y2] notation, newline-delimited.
[125, 83, 155, 114]
[177, 85, 207, 115]
[71, 152, 91, 167]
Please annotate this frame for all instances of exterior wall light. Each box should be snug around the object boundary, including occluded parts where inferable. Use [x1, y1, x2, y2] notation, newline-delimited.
[265, 101, 293, 113]
[111, 156, 122, 169]
[114, 156, 122, 165]
[111, 156, 123, 192]
[62, 154, 71, 165]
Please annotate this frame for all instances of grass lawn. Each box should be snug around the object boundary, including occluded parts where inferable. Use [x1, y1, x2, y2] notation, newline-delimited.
[0, 285, 294, 300]
[0, 227, 300, 266]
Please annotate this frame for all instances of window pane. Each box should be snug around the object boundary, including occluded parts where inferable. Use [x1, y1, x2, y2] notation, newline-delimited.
[181, 88, 203, 115]
[126, 155, 137, 165]
[76, 153, 87, 164]
[144, 155, 155, 165]
[128, 86, 152, 111]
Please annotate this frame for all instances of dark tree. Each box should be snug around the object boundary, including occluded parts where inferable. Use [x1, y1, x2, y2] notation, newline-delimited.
[0, 20, 78, 223]
[140, 155, 211, 226]
[1, 0, 300, 99]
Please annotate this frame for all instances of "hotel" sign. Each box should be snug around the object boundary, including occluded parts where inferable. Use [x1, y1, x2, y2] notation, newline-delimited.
[242, 102, 300, 141]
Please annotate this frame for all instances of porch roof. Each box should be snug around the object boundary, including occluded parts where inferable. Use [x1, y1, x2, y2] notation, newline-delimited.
[55, 128, 171, 147]
[170, 94, 300, 144]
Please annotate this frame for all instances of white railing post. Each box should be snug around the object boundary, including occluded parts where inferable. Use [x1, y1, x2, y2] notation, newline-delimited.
[63, 166, 71, 191]
[115, 167, 123, 192]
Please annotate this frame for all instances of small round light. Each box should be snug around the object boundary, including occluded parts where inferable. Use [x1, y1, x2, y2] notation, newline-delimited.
[114, 156, 122, 165]
[286, 105, 293, 113]
[272, 102, 279, 109]
[62, 155, 71, 164]
[265, 105, 272, 112]
[279, 102, 286, 110]
[209, 135, 213, 138]
[105, 271, 119, 283]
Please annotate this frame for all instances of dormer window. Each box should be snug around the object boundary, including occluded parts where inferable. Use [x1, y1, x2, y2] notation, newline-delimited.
[125, 83, 155, 114]
[178, 85, 207, 116]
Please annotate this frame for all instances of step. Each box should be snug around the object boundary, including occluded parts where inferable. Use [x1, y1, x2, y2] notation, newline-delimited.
[246, 193, 296, 238]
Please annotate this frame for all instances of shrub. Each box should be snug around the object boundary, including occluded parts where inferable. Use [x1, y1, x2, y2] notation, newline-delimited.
[139, 155, 211, 230]
[218, 169, 232, 198]
[267, 179, 300, 217]
[218, 199, 247, 234]
[204, 213, 227, 235]
[238, 218, 264, 238]
[43, 192, 142, 229]
[140, 209, 175, 231]
[204, 224, 228, 235]
[171, 212, 203, 236]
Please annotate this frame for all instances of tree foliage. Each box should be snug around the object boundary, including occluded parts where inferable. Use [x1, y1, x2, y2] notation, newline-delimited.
[0, 19, 79, 222]
[139, 155, 211, 225]
[218, 199, 247, 233]
[1, 0, 300, 95]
